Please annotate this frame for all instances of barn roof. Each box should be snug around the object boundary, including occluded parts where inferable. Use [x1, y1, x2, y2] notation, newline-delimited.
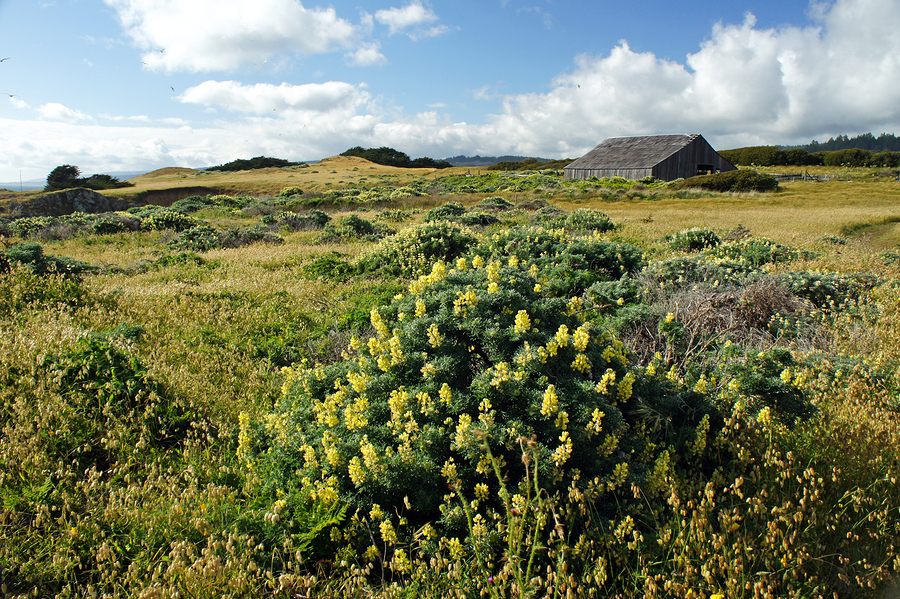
[566, 134, 701, 169]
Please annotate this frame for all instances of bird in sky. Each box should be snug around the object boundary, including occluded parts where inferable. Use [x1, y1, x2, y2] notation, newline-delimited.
[3, 93, 16, 98]
[0, 57, 11, 62]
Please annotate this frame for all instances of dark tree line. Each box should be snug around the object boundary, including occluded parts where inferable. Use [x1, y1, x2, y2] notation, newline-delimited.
[340, 146, 452, 169]
[206, 156, 304, 172]
[44, 165, 134, 192]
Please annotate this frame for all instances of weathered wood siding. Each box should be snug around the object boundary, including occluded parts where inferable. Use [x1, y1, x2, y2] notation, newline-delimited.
[651, 137, 736, 180]
[564, 167, 654, 180]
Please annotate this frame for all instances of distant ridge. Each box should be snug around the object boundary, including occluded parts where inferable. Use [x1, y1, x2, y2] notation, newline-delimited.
[443, 155, 554, 167]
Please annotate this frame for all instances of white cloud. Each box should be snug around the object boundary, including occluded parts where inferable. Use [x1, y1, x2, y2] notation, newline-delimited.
[374, 1, 446, 39]
[105, 0, 358, 72]
[179, 80, 371, 115]
[346, 42, 388, 67]
[38, 103, 94, 122]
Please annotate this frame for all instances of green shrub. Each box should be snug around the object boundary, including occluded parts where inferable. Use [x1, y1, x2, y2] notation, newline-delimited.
[170, 195, 217, 213]
[90, 214, 140, 235]
[564, 208, 616, 233]
[355, 221, 478, 277]
[678, 170, 779, 193]
[140, 210, 201, 232]
[475, 197, 514, 211]
[470, 226, 644, 296]
[375, 209, 414, 223]
[707, 237, 807, 267]
[302, 251, 355, 282]
[424, 202, 466, 222]
[315, 214, 392, 244]
[665, 228, 721, 252]
[278, 186, 304, 197]
[1, 242, 94, 278]
[166, 224, 222, 252]
[243, 259, 722, 542]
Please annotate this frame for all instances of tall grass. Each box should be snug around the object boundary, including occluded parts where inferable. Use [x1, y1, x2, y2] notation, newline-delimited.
[1, 172, 898, 598]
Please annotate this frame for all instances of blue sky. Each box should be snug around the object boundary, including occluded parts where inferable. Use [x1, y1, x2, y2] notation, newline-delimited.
[2, 0, 899, 183]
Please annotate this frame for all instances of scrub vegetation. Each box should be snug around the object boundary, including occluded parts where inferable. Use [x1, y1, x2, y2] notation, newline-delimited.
[1, 160, 899, 598]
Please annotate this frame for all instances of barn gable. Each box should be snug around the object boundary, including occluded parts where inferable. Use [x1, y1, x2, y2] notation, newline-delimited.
[563, 134, 736, 182]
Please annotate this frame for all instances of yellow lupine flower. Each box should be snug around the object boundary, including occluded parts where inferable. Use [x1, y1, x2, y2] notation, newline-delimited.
[415, 298, 426, 318]
[617, 372, 636, 401]
[553, 431, 573, 466]
[427, 323, 442, 348]
[541, 384, 559, 416]
[587, 409, 604, 435]
[487, 281, 500, 294]
[379, 520, 398, 545]
[389, 335, 404, 365]
[474, 483, 490, 501]
[554, 410, 569, 430]
[472, 255, 484, 268]
[555, 324, 569, 347]
[439, 382, 452, 403]
[572, 324, 590, 351]
[508, 255, 519, 268]
[348, 456, 366, 487]
[596, 369, 616, 395]
[456, 257, 467, 271]
[572, 353, 591, 373]
[514, 309, 531, 334]
[370, 307, 389, 338]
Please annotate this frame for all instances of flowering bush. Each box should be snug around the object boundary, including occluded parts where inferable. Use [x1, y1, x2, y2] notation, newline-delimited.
[469, 225, 644, 296]
[355, 221, 478, 277]
[665, 227, 721, 252]
[140, 209, 201, 232]
[242, 253, 722, 562]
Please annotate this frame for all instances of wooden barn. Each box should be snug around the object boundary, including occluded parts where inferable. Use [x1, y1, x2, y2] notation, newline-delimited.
[563, 134, 736, 181]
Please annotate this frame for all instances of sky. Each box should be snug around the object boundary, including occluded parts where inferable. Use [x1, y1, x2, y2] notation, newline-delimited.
[2, 0, 900, 184]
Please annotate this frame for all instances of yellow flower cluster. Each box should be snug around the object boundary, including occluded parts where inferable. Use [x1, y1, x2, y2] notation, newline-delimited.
[514, 309, 531, 334]
[415, 298, 427, 318]
[572, 324, 590, 351]
[348, 456, 366, 487]
[408, 260, 447, 295]
[572, 353, 591, 373]
[555, 324, 569, 347]
[552, 431, 573, 466]
[427, 323, 442, 348]
[388, 387, 409, 423]
[439, 382, 452, 403]
[567, 296, 584, 316]
[370, 307, 389, 338]
[237, 411, 252, 466]
[596, 369, 616, 395]
[344, 395, 369, 431]
[689, 414, 711, 456]
[587, 408, 605, 435]
[541, 384, 559, 416]
[490, 362, 512, 387]
[617, 372, 636, 401]
[454, 288, 478, 316]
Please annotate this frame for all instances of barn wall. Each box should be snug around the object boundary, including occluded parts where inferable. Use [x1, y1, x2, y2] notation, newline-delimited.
[653, 138, 736, 180]
[563, 168, 654, 180]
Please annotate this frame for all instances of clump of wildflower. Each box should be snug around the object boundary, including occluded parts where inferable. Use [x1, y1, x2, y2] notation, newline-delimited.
[514, 309, 531, 334]
[541, 384, 559, 416]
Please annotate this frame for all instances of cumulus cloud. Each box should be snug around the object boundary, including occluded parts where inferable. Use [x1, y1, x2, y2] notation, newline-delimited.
[38, 103, 94, 122]
[346, 42, 388, 67]
[179, 80, 372, 115]
[374, 1, 447, 39]
[105, 0, 358, 72]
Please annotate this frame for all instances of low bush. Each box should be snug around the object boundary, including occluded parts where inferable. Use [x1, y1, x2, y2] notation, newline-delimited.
[140, 210, 201, 232]
[355, 221, 478, 277]
[677, 170, 779, 193]
[665, 227, 721, 252]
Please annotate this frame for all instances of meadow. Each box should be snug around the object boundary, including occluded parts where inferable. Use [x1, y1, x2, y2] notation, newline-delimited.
[0, 161, 899, 598]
